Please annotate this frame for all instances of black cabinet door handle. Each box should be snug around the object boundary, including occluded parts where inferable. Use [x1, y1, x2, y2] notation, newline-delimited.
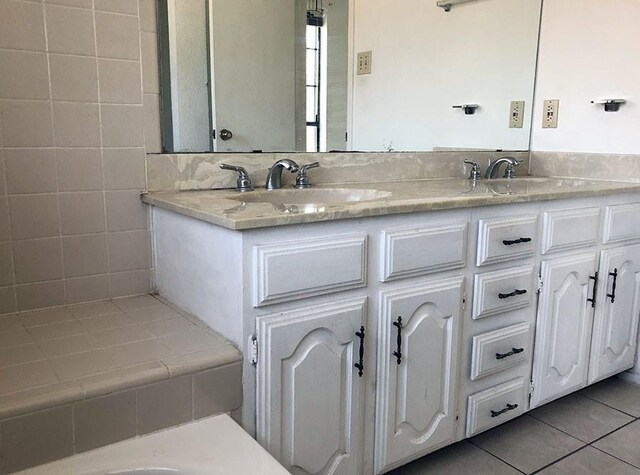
[354, 326, 365, 377]
[490, 403, 518, 418]
[496, 348, 525, 360]
[498, 289, 527, 299]
[392, 317, 402, 365]
[587, 272, 598, 308]
[607, 268, 618, 303]
[502, 237, 532, 246]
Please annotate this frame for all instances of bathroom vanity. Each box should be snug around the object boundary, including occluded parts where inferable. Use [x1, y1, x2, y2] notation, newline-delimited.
[143, 177, 640, 474]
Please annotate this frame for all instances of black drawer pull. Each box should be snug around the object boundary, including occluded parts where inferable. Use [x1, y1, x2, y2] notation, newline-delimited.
[587, 272, 598, 308]
[490, 403, 518, 418]
[392, 317, 402, 365]
[607, 268, 618, 303]
[502, 237, 532, 246]
[354, 326, 365, 377]
[498, 289, 527, 299]
[496, 347, 525, 360]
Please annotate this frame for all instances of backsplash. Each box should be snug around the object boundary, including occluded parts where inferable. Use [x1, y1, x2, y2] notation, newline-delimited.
[0, 0, 162, 313]
[146, 151, 531, 192]
[531, 152, 640, 182]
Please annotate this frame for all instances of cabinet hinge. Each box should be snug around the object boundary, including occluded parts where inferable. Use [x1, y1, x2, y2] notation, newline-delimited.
[529, 380, 535, 397]
[536, 275, 543, 294]
[249, 335, 258, 366]
[462, 292, 467, 311]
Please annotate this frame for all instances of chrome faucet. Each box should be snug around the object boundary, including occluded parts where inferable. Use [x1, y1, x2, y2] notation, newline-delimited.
[484, 156, 520, 179]
[265, 159, 299, 190]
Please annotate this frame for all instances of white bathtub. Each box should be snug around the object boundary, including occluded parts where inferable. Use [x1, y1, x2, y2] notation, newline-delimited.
[19, 414, 288, 475]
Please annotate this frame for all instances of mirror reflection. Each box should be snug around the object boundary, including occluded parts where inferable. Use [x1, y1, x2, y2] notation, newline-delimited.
[158, 0, 542, 153]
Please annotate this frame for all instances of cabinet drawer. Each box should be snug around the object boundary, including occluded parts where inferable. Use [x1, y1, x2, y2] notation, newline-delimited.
[603, 203, 640, 245]
[470, 323, 531, 380]
[380, 222, 468, 281]
[542, 207, 600, 254]
[466, 378, 528, 437]
[477, 216, 537, 266]
[252, 234, 367, 307]
[472, 265, 535, 319]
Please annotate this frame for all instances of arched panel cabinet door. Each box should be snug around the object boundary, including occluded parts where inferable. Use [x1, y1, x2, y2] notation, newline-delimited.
[589, 244, 640, 384]
[256, 297, 367, 475]
[530, 253, 597, 409]
[374, 276, 464, 473]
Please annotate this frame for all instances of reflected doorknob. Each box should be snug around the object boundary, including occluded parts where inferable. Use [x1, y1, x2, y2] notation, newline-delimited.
[219, 129, 233, 141]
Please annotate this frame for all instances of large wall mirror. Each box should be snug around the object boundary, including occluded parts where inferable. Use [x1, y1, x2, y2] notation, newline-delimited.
[158, 0, 543, 153]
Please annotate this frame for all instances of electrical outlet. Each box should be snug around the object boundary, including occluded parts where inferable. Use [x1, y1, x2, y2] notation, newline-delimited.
[357, 51, 372, 75]
[509, 101, 525, 128]
[543, 99, 559, 128]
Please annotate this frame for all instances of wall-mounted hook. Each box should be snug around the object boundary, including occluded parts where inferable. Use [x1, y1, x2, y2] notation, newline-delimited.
[453, 104, 479, 115]
[591, 99, 627, 112]
[437, 0, 475, 12]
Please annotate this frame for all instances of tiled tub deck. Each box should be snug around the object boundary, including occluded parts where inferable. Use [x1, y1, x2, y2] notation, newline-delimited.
[0, 295, 241, 473]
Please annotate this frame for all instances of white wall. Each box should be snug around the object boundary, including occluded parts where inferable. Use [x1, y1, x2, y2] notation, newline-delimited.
[351, 0, 541, 152]
[530, 0, 640, 154]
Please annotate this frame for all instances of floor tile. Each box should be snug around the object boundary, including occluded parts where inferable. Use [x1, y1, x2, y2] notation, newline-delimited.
[593, 420, 640, 468]
[581, 378, 640, 417]
[125, 305, 182, 323]
[69, 300, 121, 319]
[49, 349, 117, 380]
[90, 324, 154, 347]
[0, 327, 34, 349]
[38, 333, 99, 358]
[529, 392, 634, 442]
[18, 307, 74, 327]
[113, 295, 164, 312]
[78, 312, 136, 333]
[471, 416, 585, 474]
[538, 446, 640, 475]
[0, 344, 45, 368]
[392, 440, 522, 475]
[0, 360, 58, 395]
[141, 317, 196, 337]
[26, 320, 85, 342]
[0, 314, 22, 332]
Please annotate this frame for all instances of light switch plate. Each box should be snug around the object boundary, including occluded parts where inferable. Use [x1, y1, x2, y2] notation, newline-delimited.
[543, 99, 559, 128]
[357, 51, 372, 75]
[509, 101, 525, 128]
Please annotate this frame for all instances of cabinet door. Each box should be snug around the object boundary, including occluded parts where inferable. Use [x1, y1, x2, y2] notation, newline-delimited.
[531, 253, 596, 408]
[256, 298, 366, 475]
[375, 277, 464, 473]
[589, 244, 640, 384]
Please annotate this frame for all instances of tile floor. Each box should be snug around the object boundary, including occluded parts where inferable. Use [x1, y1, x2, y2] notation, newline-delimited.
[391, 377, 640, 474]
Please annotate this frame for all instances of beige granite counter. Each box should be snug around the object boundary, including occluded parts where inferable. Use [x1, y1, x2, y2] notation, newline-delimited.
[141, 177, 640, 230]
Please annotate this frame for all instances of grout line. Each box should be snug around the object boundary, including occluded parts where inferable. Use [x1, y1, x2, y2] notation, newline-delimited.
[467, 434, 528, 474]
[580, 392, 640, 418]
[589, 444, 640, 470]
[529, 445, 589, 475]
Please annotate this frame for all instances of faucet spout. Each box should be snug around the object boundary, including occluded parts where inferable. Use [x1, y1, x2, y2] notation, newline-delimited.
[484, 157, 519, 179]
[265, 159, 299, 190]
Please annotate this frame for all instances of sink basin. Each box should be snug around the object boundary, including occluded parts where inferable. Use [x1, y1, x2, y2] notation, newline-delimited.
[227, 188, 391, 204]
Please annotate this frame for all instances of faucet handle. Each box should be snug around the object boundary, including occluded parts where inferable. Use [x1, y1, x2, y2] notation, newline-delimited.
[220, 163, 253, 192]
[464, 160, 481, 181]
[503, 160, 521, 179]
[294, 162, 320, 189]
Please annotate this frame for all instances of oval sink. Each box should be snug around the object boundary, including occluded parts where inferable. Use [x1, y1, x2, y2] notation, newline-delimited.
[227, 188, 391, 205]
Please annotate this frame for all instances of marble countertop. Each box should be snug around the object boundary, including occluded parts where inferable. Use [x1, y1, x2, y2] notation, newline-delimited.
[141, 177, 640, 230]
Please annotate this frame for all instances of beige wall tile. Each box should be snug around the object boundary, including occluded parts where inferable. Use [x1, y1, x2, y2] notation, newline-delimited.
[110, 269, 151, 298]
[15, 280, 65, 311]
[0, 360, 58, 395]
[78, 312, 136, 333]
[141, 33, 159, 94]
[50, 54, 99, 102]
[0, 406, 73, 472]
[56, 148, 103, 192]
[0, 344, 44, 368]
[94, 0, 138, 15]
[65, 275, 110, 304]
[0, 50, 50, 100]
[62, 234, 108, 277]
[95, 12, 140, 60]
[74, 390, 136, 452]
[98, 59, 142, 104]
[45, 4, 95, 56]
[143, 94, 162, 153]
[13, 238, 63, 284]
[45, 0, 92, 8]
[104, 148, 146, 190]
[50, 349, 116, 380]
[0, 152, 6, 195]
[137, 376, 192, 434]
[4, 149, 57, 194]
[0, 0, 46, 51]
[53, 102, 101, 147]
[193, 362, 242, 419]
[0, 100, 53, 147]
[0, 242, 14, 286]
[108, 231, 150, 272]
[59, 192, 105, 235]
[9, 194, 60, 239]
[106, 190, 148, 232]
[101, 105, 144, 147]
[139, 0, 157, 32]
[27, 320, 85, 342]
[0, 197, 10, 241]
[0, 286, 17, 315]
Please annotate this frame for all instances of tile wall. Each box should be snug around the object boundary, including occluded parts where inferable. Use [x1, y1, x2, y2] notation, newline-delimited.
[0, 0, 162, 313]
